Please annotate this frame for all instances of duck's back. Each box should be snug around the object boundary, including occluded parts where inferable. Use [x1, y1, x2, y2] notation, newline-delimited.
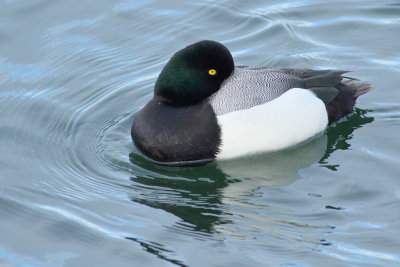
[209, 66, 305, 115]
[209, 66, 369, 119]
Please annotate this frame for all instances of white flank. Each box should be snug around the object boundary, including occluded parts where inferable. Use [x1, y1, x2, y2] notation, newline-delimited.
[216, 88, 328, 160]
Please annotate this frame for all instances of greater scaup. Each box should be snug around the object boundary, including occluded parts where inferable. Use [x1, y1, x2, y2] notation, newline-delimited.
[131, 40, 372, 165]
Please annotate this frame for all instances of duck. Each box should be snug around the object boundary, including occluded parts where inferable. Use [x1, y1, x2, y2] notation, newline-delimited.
[131, 40, 372, 166]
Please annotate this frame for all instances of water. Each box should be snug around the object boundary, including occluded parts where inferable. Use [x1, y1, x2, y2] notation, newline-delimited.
[1, 0, 399, 266]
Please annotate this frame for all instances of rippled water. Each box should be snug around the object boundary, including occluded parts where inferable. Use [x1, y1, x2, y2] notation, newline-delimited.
[1, 0, 399, 266]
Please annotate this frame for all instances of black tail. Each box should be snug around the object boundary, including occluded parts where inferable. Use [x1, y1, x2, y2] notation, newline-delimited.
[346, 80, 373, 97]
[327, 79, 373, 125]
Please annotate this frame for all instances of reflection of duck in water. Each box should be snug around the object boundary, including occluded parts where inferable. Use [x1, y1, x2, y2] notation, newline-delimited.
[320, 108, 374, 170]
[131, 40, 372, 166]
[128, 108, 373, 233]
[129, 153, 227, 232]
[218, 135, 328, 197]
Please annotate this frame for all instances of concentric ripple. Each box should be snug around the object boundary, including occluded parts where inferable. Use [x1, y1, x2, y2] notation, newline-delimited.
[1, 0, 400, 266]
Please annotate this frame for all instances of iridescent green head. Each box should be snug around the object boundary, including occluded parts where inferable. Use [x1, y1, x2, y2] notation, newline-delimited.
[154, 40, 234, 106]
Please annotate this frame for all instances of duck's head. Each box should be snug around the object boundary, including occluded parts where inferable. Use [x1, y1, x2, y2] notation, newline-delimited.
[154, 40, 234, 106]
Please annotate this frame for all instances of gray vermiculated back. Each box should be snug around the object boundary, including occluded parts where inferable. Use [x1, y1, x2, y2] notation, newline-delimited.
[209, 66, 305, 115]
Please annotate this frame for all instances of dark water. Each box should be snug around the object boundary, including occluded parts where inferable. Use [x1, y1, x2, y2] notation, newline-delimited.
[1, 0, 399, 266]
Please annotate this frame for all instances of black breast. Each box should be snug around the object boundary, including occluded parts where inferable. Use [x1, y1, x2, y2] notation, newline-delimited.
[131, 97, 221, 164]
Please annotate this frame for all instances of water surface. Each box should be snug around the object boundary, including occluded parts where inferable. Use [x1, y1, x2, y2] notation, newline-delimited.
[1, 0, 400, 266]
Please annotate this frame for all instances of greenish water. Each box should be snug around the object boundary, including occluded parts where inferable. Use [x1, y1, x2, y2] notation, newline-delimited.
[1, 0, 399, 266]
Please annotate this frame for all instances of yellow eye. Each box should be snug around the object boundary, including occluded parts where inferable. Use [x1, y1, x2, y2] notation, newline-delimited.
[208, 69, 217, 76]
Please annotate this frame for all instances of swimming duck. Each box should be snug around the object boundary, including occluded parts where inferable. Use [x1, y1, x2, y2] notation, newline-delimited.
[131, 40, 372, 166]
